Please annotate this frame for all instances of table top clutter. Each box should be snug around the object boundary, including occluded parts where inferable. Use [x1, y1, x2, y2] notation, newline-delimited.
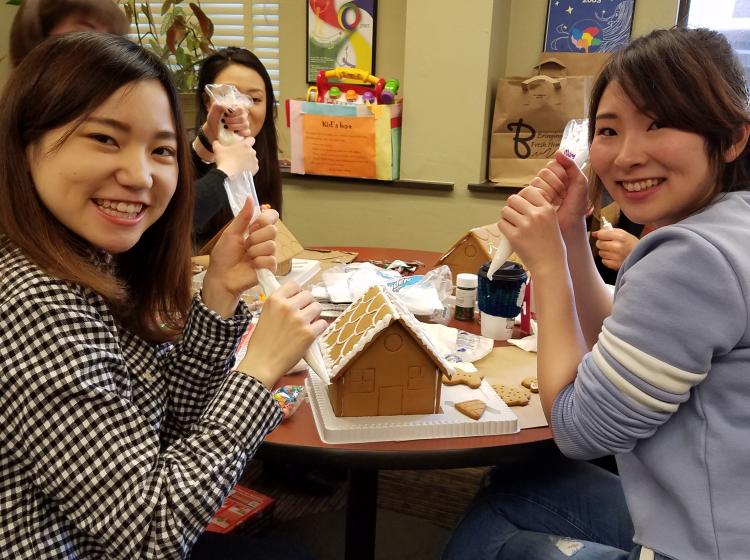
[259, 247, 552, 467]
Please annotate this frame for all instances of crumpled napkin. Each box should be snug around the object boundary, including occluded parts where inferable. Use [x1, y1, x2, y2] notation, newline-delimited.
[507, 319, 537, 352]
[420, 322, 495, 364]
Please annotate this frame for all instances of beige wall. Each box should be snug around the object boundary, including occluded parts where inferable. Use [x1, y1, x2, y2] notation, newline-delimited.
[0, 0, 678, 252]
[279, 0, 678, 251]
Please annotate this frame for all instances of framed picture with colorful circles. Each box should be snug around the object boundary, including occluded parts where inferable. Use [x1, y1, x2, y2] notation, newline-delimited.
[307, 0, 377, 84]
[544, 0, 635, 53]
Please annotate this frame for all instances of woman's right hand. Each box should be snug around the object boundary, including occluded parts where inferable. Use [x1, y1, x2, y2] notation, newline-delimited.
[527, 150, 591, 234]
[236, 283, 327, 389]
[203, 102, 253, 143]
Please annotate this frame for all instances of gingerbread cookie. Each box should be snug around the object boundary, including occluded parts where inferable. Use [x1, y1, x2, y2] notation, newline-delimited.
[492, 384, 531, 406]
[521, 377, 539, 393]
[442, 372, 482, 389]
[455, 399, 486, 420]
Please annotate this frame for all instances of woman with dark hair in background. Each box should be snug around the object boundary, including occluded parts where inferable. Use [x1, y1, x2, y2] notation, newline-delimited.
[192, 47, 283, 251]
[9, 0, 128, 66]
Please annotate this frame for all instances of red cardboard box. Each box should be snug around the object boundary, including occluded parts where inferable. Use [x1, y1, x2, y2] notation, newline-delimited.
[205, 485, 275, 534]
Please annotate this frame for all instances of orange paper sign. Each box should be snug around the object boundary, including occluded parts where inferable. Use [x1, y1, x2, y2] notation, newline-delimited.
[301, 114, 376, 178]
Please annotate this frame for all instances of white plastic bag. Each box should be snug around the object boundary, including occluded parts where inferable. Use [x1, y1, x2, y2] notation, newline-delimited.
[204, 83, 257, 217]
[388, 265, 453, 323]
[559, 118, 589, 170]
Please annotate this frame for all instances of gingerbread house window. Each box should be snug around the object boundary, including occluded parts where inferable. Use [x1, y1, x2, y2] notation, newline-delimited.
[383, 333, 403, 352]
[407, 366, 430, 391]
[347, 368, 375, 393]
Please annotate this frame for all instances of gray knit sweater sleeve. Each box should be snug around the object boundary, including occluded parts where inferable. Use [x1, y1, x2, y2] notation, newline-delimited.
[552, 219, 746, 459]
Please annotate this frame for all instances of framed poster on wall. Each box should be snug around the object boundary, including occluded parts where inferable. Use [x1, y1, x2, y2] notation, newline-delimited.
[307, 0, 377, 83]
[544, 0, 635, 53]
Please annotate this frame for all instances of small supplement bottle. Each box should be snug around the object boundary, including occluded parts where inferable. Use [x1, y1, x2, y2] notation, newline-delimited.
[455, 273, 478, 321]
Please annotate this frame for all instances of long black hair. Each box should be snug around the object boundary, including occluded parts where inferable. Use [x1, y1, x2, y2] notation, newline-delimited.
[195, 47, 282, 214]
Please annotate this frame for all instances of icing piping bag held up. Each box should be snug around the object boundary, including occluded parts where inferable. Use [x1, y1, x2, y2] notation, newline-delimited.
[487, 118, 590, 277]
[206, 84, 330, 383]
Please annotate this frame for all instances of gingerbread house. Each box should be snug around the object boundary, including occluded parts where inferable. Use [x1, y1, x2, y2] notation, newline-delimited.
[198, 219, 303, 276]
[319, 285, 455, 417]
[436, 223, 520, 282]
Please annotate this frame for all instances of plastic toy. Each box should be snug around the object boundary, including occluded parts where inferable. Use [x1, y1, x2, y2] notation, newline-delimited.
[313, 67, 398, 105]
[380, 78, 400, 104]
[328, 86, 342, 101]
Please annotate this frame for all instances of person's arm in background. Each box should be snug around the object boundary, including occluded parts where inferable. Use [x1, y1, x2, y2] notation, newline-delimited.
[192, 103, 258, 239]
[592, 226, 640, 272]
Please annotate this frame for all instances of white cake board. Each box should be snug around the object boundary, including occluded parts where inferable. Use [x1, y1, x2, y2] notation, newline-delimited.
[305, 376, 518, 444]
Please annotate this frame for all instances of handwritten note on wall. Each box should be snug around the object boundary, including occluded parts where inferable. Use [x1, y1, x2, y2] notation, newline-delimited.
[301, 114, 376, 178]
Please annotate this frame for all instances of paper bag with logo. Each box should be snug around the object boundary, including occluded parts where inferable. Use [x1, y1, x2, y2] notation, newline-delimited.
[488, 74, 589, 187]
[535, 52, 611, 78]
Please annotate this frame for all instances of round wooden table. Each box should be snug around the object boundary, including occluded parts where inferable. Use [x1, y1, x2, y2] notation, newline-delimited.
[257, 247, 557, 560]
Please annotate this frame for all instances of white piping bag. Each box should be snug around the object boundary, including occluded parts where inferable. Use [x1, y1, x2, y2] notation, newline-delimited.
[206, 84, 330, 383]
[487, 118, 590, 277]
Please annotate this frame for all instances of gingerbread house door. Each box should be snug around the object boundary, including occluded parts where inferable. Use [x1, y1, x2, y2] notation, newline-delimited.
[378, 386, 403, 415]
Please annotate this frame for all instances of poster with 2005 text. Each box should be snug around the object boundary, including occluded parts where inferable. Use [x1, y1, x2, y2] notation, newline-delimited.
[544, 0, 635, 53]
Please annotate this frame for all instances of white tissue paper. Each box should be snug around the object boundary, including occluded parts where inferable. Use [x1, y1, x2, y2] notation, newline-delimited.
[420, 323, 494, 366]
[507, 319, 537, 352]
[322, 262, 401, 303]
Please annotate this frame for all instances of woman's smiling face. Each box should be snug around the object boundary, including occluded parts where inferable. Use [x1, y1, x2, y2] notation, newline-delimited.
[590, 80, 716, 227]
[27, 80, 179, 254]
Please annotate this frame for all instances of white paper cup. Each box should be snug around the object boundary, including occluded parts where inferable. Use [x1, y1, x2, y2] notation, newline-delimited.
[480, 311, 514, 340]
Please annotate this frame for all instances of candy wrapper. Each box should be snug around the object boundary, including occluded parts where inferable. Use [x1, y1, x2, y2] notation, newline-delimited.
[273, 385, 305, 420]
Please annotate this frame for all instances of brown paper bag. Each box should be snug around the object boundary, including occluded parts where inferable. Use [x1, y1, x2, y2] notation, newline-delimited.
[488, 74, 589, 187]
[535, 52, 612, 78]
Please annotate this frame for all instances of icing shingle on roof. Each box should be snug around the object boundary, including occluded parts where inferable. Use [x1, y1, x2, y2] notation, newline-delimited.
[320, 285, 455, 382]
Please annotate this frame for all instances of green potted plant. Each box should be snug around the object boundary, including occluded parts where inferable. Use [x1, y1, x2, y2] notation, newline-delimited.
[119, 0, 215, 91]
[119, 0, 216, 126]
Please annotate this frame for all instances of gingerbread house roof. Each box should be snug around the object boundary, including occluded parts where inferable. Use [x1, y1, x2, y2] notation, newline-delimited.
[276, 220, 304, 264]
[437, 223, 503, 264]
[198, 218, 303, 271]
[320, 285, 455, 382]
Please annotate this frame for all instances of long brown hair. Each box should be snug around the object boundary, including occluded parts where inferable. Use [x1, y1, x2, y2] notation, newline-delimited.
[195, 47, 282, 214]
[588, 27, 750, 213]
[0, 32, 193, 343]
[9, 0, 129, 66]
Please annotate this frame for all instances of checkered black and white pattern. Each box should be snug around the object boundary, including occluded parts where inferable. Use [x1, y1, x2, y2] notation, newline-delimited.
[0, 241, 283, 559]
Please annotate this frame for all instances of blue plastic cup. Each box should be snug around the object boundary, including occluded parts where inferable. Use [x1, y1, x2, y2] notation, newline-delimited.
[477, 261, 527, 340]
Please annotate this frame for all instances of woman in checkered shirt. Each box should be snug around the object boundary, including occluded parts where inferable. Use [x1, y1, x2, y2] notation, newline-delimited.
[0, 33, 324, 559]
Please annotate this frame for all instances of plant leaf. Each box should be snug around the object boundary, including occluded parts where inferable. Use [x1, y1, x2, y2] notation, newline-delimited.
[199, 40, 213, 55]
[160, 0, 173, 16]
[6, 0, 23, 6]
[175, 46, 189, 67]
[190, 3, 214, 40]
[160, 12, 175, 34]
[166, 24, 178, 54]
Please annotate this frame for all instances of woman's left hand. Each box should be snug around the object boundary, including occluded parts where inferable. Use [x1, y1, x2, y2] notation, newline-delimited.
[499, 186, 567, 276]
[201, 199, 278, 318]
